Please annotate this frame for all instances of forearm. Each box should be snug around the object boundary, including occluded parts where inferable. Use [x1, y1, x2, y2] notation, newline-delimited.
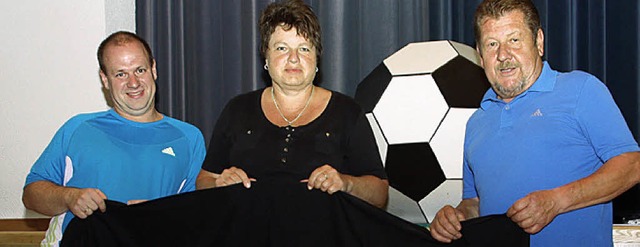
[22, 181, 75, 216]
[343, 175, 389, 208]
[554, 152, 640, 214]
[456, 197, 480, 220]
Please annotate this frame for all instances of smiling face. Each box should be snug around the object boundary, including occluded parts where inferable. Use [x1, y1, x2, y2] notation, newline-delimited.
[99, 41, 159, 122]
[477, 10, 544, 102]
[265, 25, 317, 91]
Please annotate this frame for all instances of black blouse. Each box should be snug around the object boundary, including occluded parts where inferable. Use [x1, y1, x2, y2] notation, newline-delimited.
[202, 88, 387, 182]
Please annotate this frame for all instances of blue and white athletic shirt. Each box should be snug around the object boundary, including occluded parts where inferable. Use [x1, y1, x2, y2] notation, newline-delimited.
[24, 109, 206, 246]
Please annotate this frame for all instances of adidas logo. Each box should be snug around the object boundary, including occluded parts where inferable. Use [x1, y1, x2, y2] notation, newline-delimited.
[531, 109, 543, 117]
[162, 147, 176, 157]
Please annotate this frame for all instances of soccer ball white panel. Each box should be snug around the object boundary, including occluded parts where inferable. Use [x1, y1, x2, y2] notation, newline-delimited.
[365, 113, 388, 167]
[372, 74, 448, 145]
[418, 180, 463, 223]
[430, 108, 477, 179]
[449, 41, 482, 65]
[386, 187, 428, 224]
[383, 41, 458, 76]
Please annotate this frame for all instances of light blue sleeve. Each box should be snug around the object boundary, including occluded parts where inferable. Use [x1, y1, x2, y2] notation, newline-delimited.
[24, 117, 83, 187]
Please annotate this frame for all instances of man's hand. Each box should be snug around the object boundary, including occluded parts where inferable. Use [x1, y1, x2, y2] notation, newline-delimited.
[507, 189, 561, 234]
[65, 188, 107, 219]
[429, 205, 466, 243]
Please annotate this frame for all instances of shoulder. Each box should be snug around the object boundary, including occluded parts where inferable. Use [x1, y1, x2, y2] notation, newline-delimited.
[329, 90, 363, 115]
[161, 116, 205, 143]
[59, 110, 110, 131]
[555, 69, 605, 91]
[225, 89, 263, 110]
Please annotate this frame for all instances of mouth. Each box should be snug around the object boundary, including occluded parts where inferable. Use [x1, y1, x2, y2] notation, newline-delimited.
[127, 90, 144, 99]
[285, 68, 303, 73]
[498, 64, 518, 75]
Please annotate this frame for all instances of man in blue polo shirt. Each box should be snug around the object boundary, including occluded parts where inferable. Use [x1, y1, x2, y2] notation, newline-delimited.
[430, 0, 640, 246]
[22, 31, 206, 246]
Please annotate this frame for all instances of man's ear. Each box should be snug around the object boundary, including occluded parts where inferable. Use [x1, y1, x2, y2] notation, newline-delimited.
[535, 28, 545, 57]
[99, 70, 109, 89]
[476, 46, 485, 68]
[152, 59, 158, 80]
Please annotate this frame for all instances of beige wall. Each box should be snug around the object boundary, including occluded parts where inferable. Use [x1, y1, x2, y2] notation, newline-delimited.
[0, 0, 135, 219]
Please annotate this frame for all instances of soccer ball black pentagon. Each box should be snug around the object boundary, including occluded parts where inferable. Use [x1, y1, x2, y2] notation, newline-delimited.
[354, 40, 490, 224]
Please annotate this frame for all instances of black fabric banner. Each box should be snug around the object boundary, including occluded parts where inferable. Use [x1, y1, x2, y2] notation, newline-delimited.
[62, 180, 528, 247]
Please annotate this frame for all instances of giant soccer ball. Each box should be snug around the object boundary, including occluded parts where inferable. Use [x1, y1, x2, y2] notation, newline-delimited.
[354, 40, 490, 224]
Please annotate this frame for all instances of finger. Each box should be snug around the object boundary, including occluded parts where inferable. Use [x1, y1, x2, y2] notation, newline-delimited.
[127, 199, 147, 205]
[326, 183, 342, 194]
[439, 207, 462, 232]
[507, 196, 530, 217]
[94, 190, 108, 212]
[76, 210, 89, 219]
[232, 169, 252, 188]
[524, 223, 543, 234]
[431, 231, 453, 243]
[307, 171, 323, 190]
[431, 219, 456, 242]
[430, 226, 454, 243]
[85, 207, 94, 216]
[320, 179, 331, 192]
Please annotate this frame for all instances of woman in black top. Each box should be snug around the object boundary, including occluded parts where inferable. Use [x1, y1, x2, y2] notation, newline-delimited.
[196, 0, 388, 208]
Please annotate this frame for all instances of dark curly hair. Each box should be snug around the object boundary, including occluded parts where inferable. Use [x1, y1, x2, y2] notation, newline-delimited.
[258, 0, 322, 59]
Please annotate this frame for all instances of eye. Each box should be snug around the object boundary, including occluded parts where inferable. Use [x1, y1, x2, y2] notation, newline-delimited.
[136, 68, 146, 74]
[275, 46, 287, 51]
[510, 38, 519, 43]
[299, 47, 310, 52]
[115, 72, 125, 78]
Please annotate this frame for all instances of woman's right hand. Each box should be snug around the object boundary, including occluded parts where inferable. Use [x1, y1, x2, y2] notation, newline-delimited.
[216, 166, 255, 188]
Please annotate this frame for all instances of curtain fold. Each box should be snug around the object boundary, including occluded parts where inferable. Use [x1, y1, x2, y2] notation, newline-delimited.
[137, 0, 640, 222]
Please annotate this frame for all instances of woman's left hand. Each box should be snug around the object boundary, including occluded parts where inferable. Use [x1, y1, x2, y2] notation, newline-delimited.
[303, 164, 347, 194]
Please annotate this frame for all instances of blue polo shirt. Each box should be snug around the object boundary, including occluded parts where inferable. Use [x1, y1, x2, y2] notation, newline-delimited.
[463, 62, 639, 247]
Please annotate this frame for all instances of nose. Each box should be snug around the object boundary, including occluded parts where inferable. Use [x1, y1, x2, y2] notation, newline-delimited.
[126, 74, 140, 88]
[288, 49, 299, 64]
[497, 44, 511, 62]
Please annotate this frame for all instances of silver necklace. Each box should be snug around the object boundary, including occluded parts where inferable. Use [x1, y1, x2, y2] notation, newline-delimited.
[271, 85, 315, 126]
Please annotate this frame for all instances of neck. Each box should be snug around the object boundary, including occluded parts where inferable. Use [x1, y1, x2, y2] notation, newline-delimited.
[116, 109, 163, 123]
[271, 85, 315, 126]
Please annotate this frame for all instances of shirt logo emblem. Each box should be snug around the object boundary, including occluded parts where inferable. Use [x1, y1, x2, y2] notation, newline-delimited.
[162, 147, 176, 157]
[531, 109, 543, 117]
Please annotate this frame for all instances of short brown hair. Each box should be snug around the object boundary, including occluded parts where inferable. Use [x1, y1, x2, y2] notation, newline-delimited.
[97, 31, 154, 72]
[258, 0, 322, 59]
[474, 0, 542, 46]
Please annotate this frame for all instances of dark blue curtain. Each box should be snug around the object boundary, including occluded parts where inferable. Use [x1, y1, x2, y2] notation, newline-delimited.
[137, 0, 640, 222]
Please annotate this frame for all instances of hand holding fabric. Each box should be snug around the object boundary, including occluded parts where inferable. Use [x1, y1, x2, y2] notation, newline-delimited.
[66, 188, 107, 219]
[216, 166, 256, 188]
[507, 189, 560, 234]
[303, 164, 345, 194]
[430, 205, 465, 243]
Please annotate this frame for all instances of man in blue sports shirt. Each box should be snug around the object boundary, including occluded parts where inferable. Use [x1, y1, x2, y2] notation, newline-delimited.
[430, 0, 640, 246]
[22, 31, 206, 245]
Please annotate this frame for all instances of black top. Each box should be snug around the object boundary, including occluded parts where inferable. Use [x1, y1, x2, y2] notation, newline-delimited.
[203, 88, 387, 182]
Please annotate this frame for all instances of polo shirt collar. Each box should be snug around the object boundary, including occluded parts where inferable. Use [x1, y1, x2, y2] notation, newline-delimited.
[480, 61, 556, 109]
